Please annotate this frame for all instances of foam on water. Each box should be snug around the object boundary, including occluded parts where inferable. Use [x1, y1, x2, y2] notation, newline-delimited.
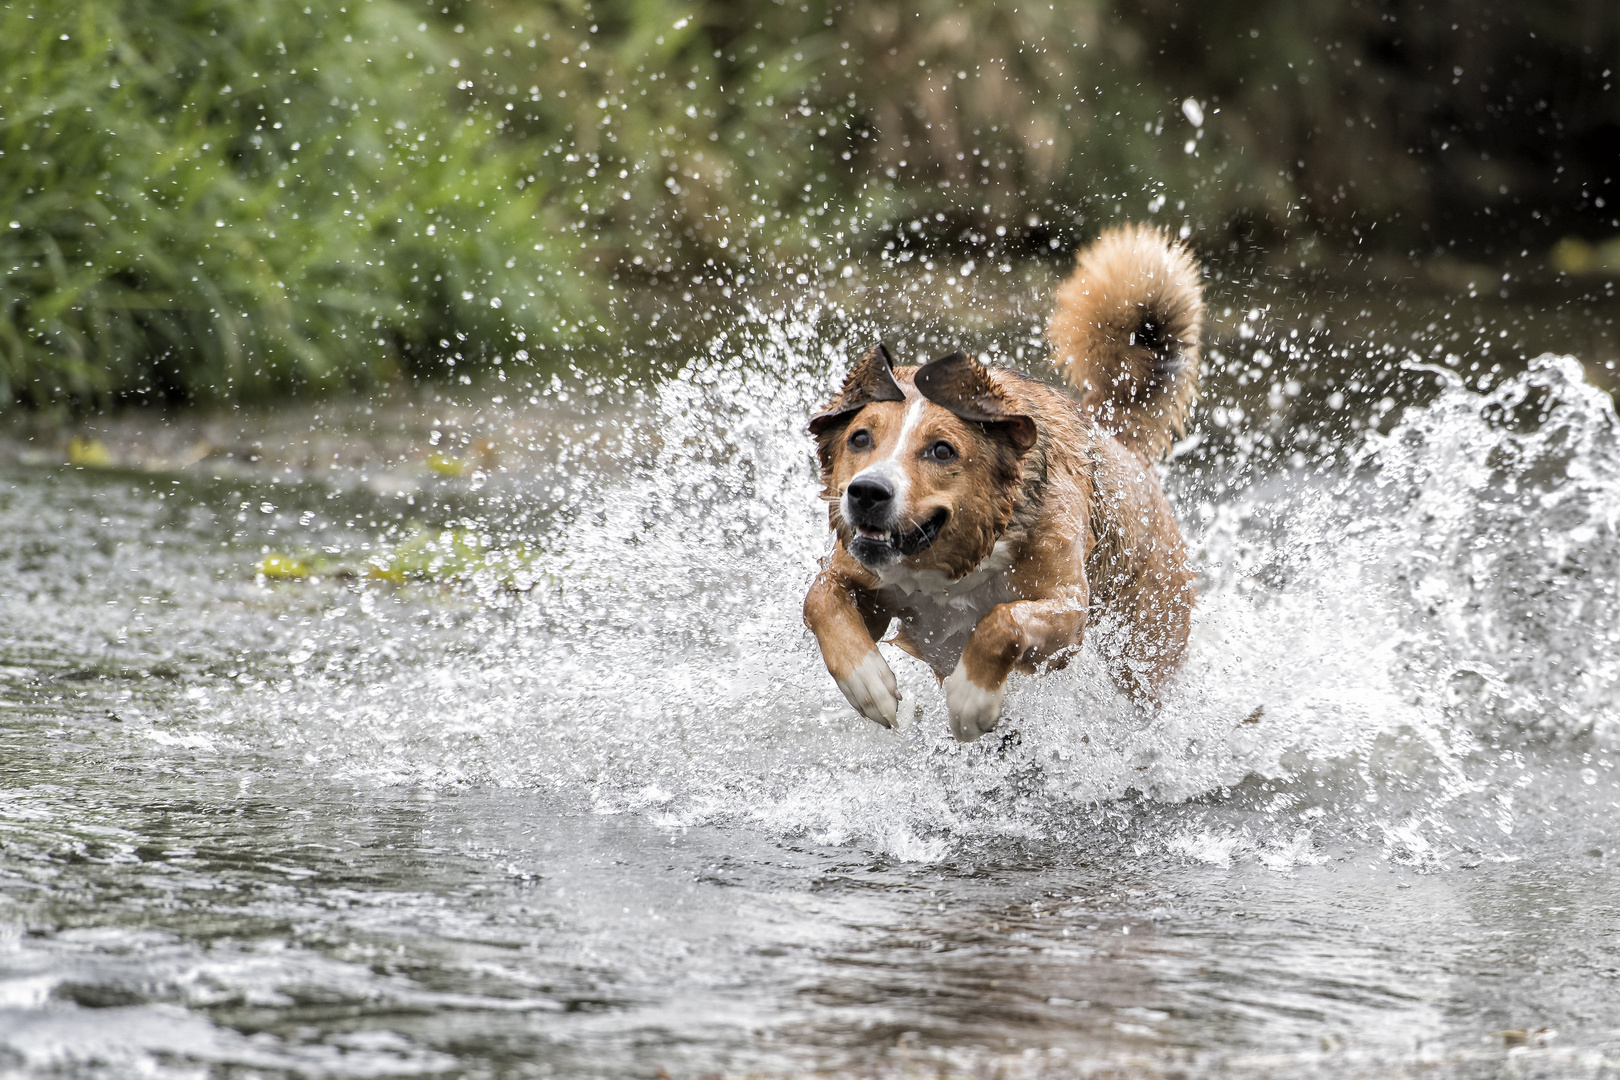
[212, 309, 1620, 863]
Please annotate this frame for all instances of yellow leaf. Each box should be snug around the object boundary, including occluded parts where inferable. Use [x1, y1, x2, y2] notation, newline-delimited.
[426, 452, 465, 476]
[68, 437, 113, 468]
[259, 553, 312, 579]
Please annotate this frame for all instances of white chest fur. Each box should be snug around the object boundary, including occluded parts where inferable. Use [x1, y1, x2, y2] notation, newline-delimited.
[872, 541, 1018, 674]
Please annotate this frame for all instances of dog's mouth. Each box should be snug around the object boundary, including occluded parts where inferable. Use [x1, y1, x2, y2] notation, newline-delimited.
[849, 508, 949, 562]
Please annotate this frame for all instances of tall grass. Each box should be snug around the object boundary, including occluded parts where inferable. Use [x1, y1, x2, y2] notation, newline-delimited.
[0, 0, 589, 405]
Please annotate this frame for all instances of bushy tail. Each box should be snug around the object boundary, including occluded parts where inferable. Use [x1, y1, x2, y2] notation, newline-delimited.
[1047, 223, 1203, 460]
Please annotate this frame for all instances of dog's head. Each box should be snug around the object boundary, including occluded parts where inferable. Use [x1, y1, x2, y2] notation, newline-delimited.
[810, 344, 1039, 580]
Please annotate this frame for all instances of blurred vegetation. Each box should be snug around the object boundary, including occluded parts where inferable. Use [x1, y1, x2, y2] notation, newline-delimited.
[478, 0, 1620, 263]
[0, 0, 588, 405]
[4, 0, 1619, 405]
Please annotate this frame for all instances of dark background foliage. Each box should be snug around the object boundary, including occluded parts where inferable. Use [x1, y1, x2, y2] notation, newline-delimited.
[1128, 0, 1620, 252]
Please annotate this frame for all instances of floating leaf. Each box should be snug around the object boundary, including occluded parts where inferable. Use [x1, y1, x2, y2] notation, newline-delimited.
[426, 452, 466, 477]
[258, 553, 313, 580]
[258, 525, 551, 591]
[67, 437, 113, 468]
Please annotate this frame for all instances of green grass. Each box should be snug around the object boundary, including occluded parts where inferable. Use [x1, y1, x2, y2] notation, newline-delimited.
[0, 0, 591, 405]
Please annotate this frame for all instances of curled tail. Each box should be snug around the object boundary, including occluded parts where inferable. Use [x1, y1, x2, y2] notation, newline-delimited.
[1047, 223, 1204, 460]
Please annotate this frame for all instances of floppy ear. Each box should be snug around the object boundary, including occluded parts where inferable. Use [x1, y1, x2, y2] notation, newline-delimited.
[809, 343, 906, 435]
[914, 351, 1038, 452]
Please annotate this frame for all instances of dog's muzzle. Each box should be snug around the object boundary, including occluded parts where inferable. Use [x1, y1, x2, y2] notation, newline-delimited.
[845, 478, 948, 565]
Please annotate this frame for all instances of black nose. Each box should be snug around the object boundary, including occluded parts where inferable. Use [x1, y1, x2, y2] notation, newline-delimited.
[845, 476, 894, 518]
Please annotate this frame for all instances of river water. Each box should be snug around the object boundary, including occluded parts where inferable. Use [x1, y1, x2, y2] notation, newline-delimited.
[4, 266, 1620, 1078]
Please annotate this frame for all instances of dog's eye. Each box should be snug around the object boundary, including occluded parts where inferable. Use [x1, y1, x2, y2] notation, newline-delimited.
[926, 441, 957, 462]
[848, 429, 873, 450]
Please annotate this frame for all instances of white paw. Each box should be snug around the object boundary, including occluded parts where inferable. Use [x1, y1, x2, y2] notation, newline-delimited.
[836, 650, 901, 729]
[944, 663, 1005, 742]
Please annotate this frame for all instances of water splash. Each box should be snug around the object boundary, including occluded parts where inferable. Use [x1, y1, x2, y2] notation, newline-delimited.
[211, 316, 1620, 863]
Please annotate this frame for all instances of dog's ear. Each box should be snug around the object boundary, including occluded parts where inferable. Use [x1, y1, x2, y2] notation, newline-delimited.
[914, 351, 1038, 452]
[809, 343, 906, 435]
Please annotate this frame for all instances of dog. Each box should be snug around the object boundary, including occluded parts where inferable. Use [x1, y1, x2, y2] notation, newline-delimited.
[803, 224, 1202, 741]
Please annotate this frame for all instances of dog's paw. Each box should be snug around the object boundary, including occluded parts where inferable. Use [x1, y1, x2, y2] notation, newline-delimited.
[836, 650, 901, 729]
[944, 663, 1005, 742]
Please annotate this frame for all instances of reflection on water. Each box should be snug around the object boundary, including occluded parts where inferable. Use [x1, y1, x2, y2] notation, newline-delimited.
[3, 763, 1619, 1077]
[3, 269, 1620, 1077]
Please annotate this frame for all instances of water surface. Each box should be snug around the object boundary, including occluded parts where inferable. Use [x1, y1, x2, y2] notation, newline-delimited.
[4, 270, 1620, 1078]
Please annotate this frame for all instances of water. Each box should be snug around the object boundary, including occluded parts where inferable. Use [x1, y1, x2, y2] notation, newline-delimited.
[4, 273, 1620, 1078]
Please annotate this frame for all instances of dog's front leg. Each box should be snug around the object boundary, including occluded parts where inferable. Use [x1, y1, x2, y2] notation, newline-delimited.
[946, 594, 1087, 742]
[803, 569, 901, 728]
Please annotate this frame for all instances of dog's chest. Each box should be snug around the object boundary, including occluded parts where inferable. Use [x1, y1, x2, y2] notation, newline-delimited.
[874, 543, 1017, 674]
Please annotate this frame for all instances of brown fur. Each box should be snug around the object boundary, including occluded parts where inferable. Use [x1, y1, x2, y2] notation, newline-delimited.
[804, 225, 1201, 741]
[814, 367, 1038, 582]
[1047, 223, 1203, 460]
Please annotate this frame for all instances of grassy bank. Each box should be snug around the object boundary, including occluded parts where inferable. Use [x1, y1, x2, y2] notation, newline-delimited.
[0, 0, 591, 405]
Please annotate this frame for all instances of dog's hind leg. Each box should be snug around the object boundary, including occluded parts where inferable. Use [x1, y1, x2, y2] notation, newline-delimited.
[1096, 578, 1195, 707]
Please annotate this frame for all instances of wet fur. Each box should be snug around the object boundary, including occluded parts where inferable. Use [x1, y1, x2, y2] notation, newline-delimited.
[804, 225, 1201, 741]
[1047, 222, 1203, 459]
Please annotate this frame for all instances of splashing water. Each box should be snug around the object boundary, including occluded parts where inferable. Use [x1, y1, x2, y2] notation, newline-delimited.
[10, 300, 1620, 1078]
[195, 315, 1620, 866]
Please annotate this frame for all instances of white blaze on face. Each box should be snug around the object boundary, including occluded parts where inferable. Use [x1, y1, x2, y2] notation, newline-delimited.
[841, 393, 927, 527]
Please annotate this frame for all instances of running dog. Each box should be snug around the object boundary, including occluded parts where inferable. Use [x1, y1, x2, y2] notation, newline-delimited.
[803, 224, 1202, 741]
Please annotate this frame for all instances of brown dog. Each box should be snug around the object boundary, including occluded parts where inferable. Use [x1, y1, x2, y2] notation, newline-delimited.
[803, 224, 1202, 741]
